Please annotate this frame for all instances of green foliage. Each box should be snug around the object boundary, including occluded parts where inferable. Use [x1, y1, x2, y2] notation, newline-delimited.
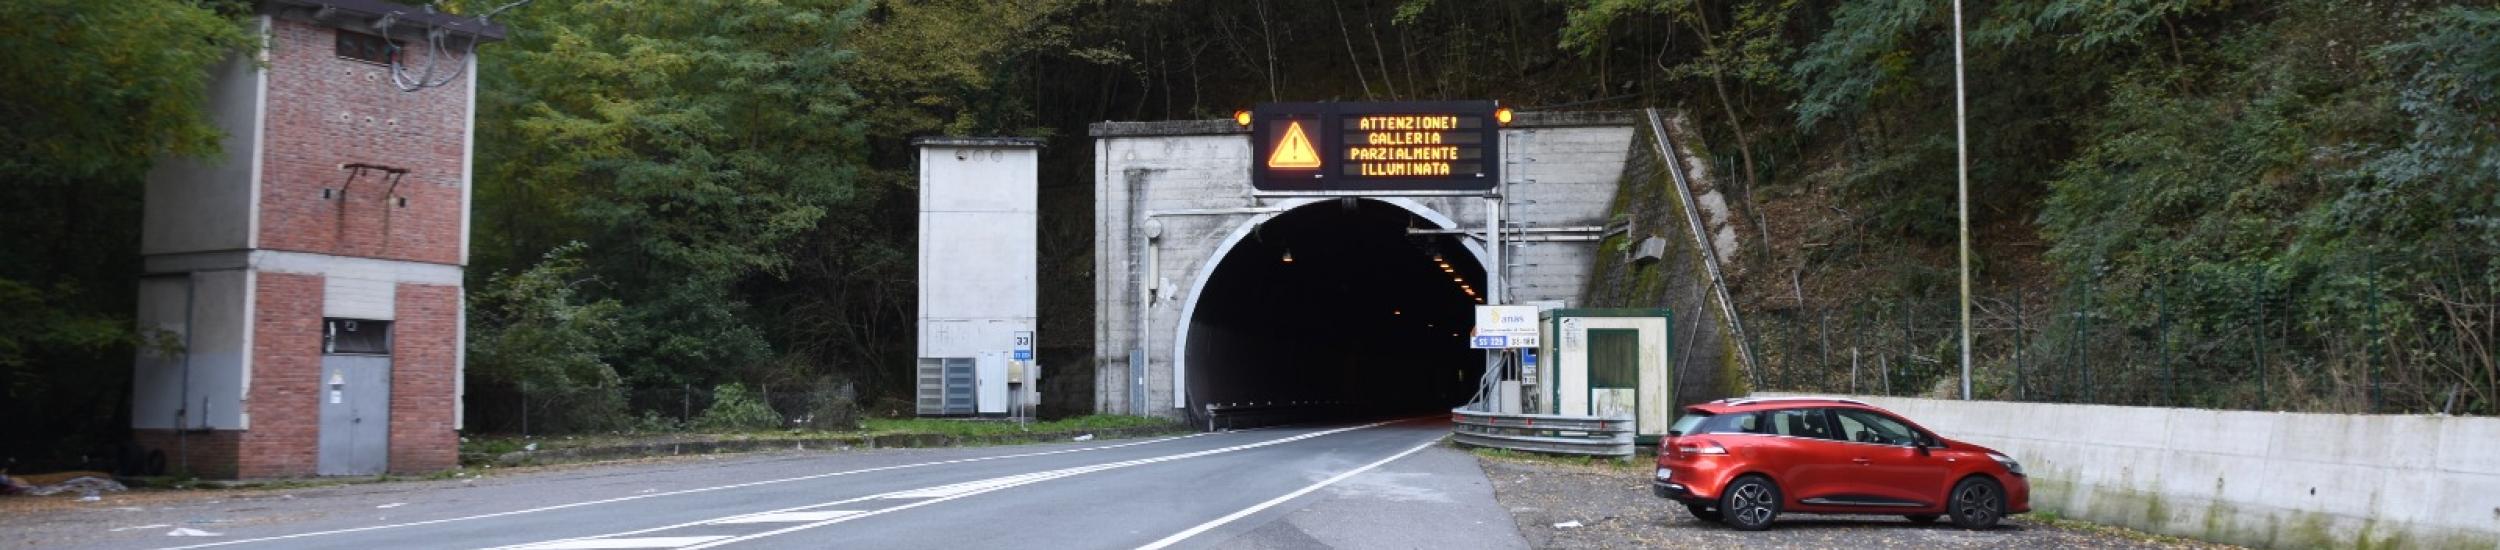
[860, 415, 1177, 438]
[0, 0, 256, 182]
[469, 242, 622, 392]
[0, 0, 254, 469]
[695, 384, 784, 432]
[474, 0, 874, 387]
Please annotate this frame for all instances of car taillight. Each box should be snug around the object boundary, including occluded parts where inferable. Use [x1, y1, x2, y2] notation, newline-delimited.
[1677, 439, 1727, 455]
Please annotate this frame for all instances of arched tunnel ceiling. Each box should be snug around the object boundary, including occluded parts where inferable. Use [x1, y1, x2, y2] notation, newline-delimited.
[1184, 199, 1488, 417]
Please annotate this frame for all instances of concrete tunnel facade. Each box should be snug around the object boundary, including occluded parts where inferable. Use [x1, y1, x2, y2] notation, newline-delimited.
[1090, 112, 1639, 422]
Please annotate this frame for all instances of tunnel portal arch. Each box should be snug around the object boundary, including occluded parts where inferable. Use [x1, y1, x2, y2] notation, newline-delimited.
[1171, 197, 1490, 411]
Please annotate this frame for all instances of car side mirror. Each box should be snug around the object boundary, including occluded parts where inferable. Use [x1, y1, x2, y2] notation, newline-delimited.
[1913, 439, 1931, 456]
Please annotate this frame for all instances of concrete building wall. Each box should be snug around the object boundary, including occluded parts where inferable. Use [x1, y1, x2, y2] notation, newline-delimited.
[140, 17, 268, 256]
[130, 270, 254, 430]
[917, 141, 1041, 361]
[1760, 393, 2500, 549]
[1090, 113, 1636, 417]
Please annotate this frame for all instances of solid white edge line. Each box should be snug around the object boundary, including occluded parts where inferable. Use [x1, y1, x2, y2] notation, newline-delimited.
[1134, 439, 1440, 550]
[153, 433, 1211, 550]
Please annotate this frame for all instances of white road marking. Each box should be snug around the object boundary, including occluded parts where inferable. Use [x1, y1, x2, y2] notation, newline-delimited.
[510, 537, 727, 549]
[513, 421, 1407, 550]
[677, 422, 1400, 549]
[1135, 439, 1439, 550]
[153, 433, 1211, 550]
[707, 511, 858, 524]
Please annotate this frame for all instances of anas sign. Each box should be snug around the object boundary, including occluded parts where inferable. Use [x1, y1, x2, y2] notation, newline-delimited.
[1248, 101, 1506, 192]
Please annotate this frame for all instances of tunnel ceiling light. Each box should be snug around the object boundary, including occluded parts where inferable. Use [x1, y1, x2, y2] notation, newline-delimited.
[1433, 253, 1446, 263]
[1281, 249, 1295, 264]
[1393, 309, 1402, 315]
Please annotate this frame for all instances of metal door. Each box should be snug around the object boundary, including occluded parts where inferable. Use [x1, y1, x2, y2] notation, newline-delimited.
[942, 358, 976, 415]
[317, 355, 392, 475]
[1586, 329, 1640, 419]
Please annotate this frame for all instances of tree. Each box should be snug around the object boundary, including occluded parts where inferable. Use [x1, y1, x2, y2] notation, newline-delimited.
[472, 0, 874, 387]
[0, 0, 255, 469]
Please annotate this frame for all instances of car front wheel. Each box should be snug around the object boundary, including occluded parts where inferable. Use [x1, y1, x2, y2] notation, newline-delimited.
[1718, 476, 1782, 531]
[1948, 477, 2005, 530]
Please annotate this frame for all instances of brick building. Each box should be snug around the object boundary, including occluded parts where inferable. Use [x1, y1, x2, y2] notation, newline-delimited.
[130, 0, 500, 478]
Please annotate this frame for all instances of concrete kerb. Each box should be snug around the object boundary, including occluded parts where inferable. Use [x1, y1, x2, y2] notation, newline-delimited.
[1756, 392, 2500, 550]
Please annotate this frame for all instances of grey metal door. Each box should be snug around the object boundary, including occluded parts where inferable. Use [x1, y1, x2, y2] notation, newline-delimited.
[317, 355, 392, 475]
[942, 358, 977, 415]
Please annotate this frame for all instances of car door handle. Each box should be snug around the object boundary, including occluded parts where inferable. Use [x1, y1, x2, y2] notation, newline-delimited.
[1851, 458, 1872, 465]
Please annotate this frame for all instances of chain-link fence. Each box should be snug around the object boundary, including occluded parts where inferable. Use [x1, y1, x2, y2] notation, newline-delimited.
[1750, 270, 2497, 417]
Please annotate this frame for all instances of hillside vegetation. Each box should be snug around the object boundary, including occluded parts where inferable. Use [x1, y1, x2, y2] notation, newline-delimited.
[1, 0, 2492, 469]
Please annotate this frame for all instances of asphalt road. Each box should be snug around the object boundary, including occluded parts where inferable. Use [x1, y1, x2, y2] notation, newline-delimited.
[4, 418, 1523, 550]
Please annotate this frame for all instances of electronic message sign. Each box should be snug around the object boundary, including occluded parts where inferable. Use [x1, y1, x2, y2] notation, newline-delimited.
[1248, 101, 1505, 192]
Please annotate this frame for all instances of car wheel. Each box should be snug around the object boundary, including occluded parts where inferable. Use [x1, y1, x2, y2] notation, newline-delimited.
[1948, 477, 2005, 530]
[1718, 476, 1782, 531]
[1903, 514, 1939, 523]
[1683, 502, 1721, 522]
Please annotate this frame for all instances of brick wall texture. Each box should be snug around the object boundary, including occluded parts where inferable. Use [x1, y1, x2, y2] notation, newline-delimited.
[130, 18, 475, 478]
[256, 17, 467, 265]
[242, 272, 325, 478]
[130, 430, 245, 479]
[389, 283, 460, 473]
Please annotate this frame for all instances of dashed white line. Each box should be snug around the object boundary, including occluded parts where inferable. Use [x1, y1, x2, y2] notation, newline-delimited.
[707, 511, 858, 524]
[510, 537, 728, 549]
[154, 433, 1212, 550]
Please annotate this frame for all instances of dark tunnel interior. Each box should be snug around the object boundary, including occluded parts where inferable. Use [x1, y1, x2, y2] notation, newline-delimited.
[1185, 199, 1488, 422]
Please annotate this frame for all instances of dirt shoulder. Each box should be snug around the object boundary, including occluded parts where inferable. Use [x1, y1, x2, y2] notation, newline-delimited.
[1474, 452, 2239, 549]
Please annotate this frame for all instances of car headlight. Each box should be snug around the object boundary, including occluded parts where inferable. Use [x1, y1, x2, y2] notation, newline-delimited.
[1989, 452, 2024, 476]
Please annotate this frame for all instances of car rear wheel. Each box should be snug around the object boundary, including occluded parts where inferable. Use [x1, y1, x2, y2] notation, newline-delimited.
[1683, 502, 1721, 522]
[1948, 477, 2005, 530]
[1718, 476, 1782, 531]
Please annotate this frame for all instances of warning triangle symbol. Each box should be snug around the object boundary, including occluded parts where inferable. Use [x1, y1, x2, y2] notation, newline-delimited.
[1267, 120, 1322, 169]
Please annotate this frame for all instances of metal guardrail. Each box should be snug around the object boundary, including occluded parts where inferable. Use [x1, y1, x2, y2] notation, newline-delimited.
[1449, 408, 1636, 457]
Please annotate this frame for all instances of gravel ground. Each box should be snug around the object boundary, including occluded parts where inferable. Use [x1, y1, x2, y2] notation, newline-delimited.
[1477, 454, 2243, 549]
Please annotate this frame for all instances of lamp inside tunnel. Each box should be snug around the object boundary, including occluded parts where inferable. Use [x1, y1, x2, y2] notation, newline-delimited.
[1182, 199, 1488, 421]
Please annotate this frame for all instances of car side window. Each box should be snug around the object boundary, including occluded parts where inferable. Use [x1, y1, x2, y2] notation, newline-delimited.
[1832, 409, 1920, 446]
[1689, 412, 1761, 434]
[1765, 408, 1838, 440]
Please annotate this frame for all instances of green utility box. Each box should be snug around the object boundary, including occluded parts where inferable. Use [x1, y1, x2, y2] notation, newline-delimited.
[1531, 309, 1674, 444]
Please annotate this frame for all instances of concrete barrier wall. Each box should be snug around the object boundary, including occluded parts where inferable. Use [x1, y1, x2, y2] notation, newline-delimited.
[1757, 393, 2500, 549]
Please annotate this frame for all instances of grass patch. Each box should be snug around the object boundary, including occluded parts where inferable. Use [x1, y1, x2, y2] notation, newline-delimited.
[1463, 443, 1647, 473]
[2022, 511, 2233, 548]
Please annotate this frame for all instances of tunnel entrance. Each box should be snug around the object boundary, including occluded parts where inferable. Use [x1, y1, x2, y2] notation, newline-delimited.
[1182, 198, 1488, 423]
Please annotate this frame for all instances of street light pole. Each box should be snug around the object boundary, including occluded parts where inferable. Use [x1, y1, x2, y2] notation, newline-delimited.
[1954, 0, 1974, 401]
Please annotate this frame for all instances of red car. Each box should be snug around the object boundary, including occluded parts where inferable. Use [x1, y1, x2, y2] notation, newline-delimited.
[1651, 397, 2030, 530]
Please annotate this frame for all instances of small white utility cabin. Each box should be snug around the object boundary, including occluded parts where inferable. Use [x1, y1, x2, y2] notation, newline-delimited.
[1531, 309, 1675, 442]
[913, 137, 1044, 417]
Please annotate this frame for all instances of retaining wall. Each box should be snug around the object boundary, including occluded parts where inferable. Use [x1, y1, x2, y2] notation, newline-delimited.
[1759, 393, 2500, 549]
